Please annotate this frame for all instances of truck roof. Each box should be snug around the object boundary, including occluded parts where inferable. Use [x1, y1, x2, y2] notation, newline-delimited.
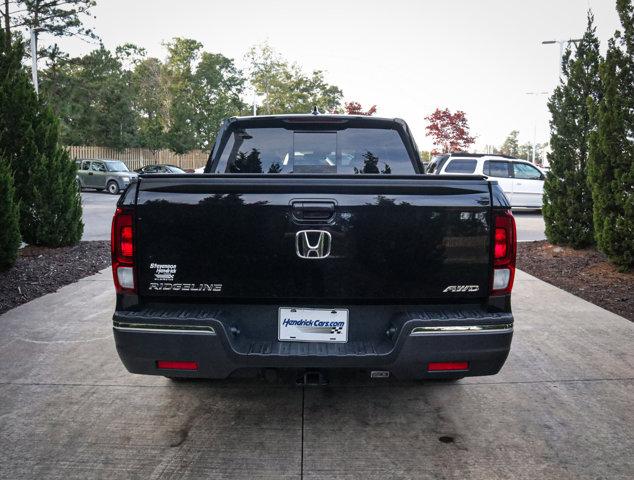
[229, 113, 404, 122]
[224, 114, 409, 130]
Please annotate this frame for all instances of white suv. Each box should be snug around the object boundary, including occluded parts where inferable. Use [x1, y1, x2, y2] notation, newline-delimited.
[427, 154, 545, 209]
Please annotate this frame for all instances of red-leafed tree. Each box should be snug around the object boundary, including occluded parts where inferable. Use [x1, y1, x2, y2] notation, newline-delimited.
[344, 101, 377, 116]
[425, 108, 475, 153]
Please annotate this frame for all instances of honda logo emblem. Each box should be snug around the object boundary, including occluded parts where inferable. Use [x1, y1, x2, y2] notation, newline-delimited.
[295, 230, 332, 259]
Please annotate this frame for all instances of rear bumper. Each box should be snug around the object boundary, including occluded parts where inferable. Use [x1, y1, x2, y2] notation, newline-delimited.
[113, 305, 513, 380]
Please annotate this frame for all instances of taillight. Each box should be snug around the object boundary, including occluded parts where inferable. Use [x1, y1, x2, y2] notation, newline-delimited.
[111, 207, 136, 293]
[491, 210, 516, 295]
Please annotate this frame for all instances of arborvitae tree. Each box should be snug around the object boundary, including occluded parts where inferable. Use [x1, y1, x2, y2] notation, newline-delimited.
[0, 36, 83, 246]
[0, 37, 40, 226]
[21, 106, 83, 246]
[543, 12, 602, 248]
[588, 0, 634, 271]
[0, 158, 21, 270]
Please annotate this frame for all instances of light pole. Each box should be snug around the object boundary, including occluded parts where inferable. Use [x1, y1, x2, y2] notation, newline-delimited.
[542, 39, 583, 79]
[526, 91, 549, 164]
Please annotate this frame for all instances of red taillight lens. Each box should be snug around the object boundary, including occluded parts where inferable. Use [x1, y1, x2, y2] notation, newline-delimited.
[491, 210, 516, 295]
[428, 361, 469, 372]
[121, 225, 133, 258]
[494, 227, 507, 259]
[156, 360, 198, 371]
[111, 207, 136, 293]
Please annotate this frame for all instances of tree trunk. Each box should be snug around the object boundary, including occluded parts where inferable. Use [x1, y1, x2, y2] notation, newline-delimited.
[3, 0, 10, 43]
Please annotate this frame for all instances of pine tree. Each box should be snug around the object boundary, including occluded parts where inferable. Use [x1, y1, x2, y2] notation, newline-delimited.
[0, 36, 83, 246]
[543, 12, 602, 248]
[0, 37, 40, 224]
[0, 157, 21, 270]
[21, 106, 83, 246]
[588, 0, 634, 271]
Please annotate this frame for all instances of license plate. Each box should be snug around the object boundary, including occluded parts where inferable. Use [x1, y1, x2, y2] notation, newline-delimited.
[278, 307, 348, 343]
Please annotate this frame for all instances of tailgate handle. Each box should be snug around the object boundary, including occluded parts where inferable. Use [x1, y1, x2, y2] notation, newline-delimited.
[292, 201, 336, 221]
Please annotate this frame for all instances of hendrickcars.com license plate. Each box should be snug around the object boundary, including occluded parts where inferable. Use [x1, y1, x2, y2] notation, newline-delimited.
[278, 307, 349, 343]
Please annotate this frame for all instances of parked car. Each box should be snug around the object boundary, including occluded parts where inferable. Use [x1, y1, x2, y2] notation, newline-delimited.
[111, 114, 516, 383]
[134, 164, 186, 174]
[76, 159, 138, 194]
[428, 153, 545, 209]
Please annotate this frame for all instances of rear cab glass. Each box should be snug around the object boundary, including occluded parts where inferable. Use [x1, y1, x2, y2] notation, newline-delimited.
[213, 123, 416, 175]
[443, 159, 477, 174]
[513, 162, 543, 179]
[483, 160, 511, 177]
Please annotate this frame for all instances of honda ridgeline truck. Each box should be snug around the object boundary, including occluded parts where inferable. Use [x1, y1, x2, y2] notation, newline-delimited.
[111, 114, 516, 382]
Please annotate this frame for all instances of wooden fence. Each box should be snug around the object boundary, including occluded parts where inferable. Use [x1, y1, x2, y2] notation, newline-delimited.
[66, 146, 209, 171]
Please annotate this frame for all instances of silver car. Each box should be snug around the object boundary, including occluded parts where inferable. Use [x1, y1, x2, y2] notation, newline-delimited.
[76, 159, 138, 195]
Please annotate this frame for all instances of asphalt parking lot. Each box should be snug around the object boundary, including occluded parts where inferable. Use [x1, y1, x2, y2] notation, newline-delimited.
[80, 191, 547, 242]
[0, 269, 632, 479]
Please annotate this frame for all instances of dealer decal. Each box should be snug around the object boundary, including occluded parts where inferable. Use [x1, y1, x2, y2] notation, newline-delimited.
[150, 263, 177, 281]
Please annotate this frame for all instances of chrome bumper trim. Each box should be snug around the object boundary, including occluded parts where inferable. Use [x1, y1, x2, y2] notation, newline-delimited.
[113, 321, 216, 335]
[410, 323, 513, 335]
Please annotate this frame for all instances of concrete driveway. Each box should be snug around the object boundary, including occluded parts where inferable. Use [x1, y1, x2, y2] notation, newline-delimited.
[80, 191, 547, 242]
[0, 269, 631, 479]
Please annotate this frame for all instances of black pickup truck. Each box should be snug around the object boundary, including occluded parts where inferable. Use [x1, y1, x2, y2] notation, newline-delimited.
[111, 114, 516, 383]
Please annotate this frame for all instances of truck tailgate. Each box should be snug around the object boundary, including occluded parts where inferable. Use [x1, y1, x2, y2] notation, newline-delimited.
[135, 175, 492, 302]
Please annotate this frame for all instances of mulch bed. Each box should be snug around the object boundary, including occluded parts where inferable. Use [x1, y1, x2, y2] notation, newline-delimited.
[517, 241, 633, 322]
[0, 241, 111, 315]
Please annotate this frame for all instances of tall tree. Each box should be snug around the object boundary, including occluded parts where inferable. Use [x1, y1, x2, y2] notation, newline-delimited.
[132, 56, 168, 151]
[0, 35, 82, 245]
[1, 0, 97, 91]
[518, 141, 548, 165]
[543, 12, 601, 248]
[424, 108, 475, 153]
[588, 0, 634, 271]
[344, 101, 377, 116]
[0, 35, 39, 227]
[192, 51, 245, 149]
[40, 45, 138, 149]
[163, 38, 202, 153]
[23, 104, 83, 245]
[246, 43, 343, 114]
[2, 0, 96, 40]
[162, 38, 245, 153]
[500, 130, 520, 157]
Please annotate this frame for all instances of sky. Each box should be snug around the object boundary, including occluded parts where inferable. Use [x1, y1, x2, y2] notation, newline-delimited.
[52, 0, 622, 151]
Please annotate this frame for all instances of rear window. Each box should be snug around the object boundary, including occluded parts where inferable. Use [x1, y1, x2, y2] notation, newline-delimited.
[215, 127, 414, 174]
[484, 160, 510, 178]
[444, 159, 477, 174]
[106, 161, 129, 172]
[513, 162, 542, 180]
